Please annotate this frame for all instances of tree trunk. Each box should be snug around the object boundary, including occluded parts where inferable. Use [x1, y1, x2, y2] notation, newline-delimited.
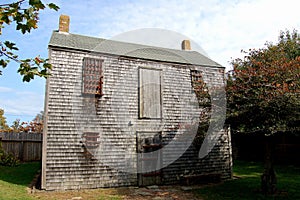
[261, 136, 277, 195]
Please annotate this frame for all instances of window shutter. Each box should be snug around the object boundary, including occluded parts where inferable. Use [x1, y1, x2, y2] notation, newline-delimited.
[139, 68, 162, 119]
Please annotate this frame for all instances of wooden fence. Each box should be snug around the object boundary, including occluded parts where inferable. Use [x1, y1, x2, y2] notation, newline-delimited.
[0, 132, 42, 162]
[232, 133, 300, 165]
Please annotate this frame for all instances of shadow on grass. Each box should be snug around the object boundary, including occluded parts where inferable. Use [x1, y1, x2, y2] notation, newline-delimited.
[0, 162, 41, 186]
[195, 160, 300, 200]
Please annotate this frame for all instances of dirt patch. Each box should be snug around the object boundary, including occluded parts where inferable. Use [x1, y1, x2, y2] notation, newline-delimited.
[31, 185, 204, 200]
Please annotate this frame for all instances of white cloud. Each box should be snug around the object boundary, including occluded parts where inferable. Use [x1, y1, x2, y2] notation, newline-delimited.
[52, 0, 299, 70]
[0, 89, 44, 123]
[0, 86, 13, 93]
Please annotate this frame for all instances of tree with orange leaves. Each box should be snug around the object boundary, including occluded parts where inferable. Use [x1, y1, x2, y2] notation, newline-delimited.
[226, 30, 300, 194]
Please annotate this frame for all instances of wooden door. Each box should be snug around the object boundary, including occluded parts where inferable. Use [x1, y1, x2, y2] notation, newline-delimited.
[137, 132, 162, 186]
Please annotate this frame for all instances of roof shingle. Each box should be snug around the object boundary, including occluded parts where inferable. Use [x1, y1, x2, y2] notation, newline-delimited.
[49, 31, 223, 68]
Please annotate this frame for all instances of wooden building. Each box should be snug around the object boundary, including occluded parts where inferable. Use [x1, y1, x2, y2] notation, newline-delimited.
[42, 15, 232, 190]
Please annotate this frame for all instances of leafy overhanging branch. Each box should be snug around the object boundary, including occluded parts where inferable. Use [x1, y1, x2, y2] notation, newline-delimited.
[0, 0, 59, 81]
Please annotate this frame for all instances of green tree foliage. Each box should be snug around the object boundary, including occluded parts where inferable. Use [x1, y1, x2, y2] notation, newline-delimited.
[10, 118, 22, 132]
[0, 109, 44, 133]
[10, 111, 44, 133]
[227, 30, 300, 135]
[226, 30, 300, 194]
[0, 109, 19, 166]
[0, 108, 9, 131]
[0, 0, 59, 82]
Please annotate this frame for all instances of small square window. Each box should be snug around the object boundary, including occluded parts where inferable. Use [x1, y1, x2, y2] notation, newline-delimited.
[82, 132, 100, 149]
[191, 70, 202, 82]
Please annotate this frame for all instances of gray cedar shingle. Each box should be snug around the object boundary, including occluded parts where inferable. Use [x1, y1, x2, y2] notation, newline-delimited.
[43, 40, 231, 190]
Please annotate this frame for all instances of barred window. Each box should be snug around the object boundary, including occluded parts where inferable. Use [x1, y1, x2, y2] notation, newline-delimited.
[191, 70, 202, 82]
[82, 58, 103, 96]
[191, 70, 210, 106]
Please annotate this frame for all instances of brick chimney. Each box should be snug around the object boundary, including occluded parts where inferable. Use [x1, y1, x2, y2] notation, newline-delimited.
[181, 40, 191, 50]
[59, 15, 70, 33]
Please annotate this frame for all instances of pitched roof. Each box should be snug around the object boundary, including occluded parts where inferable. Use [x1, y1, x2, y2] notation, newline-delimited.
[49, 31, 223, 68]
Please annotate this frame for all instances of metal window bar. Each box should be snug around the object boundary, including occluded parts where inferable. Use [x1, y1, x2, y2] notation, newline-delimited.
[82, 58, 103, 96]
[191, 70, 202, 82]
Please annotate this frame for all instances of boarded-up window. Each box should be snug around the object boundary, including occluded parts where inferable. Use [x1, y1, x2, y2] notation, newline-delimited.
[139, 68, 162, 119]
[82, 58, 103, 96]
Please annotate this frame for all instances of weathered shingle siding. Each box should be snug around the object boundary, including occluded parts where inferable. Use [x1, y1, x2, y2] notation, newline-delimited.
[43, 47, 231, 190]
[162, 128, 232, 184]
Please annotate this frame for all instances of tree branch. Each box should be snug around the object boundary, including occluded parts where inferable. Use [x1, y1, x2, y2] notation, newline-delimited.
[0, 50, 21, 64]
[0, 0, 25, 7]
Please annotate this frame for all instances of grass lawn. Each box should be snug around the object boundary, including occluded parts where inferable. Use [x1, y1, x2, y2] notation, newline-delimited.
[0, 162, 124, 200]
[0, 162, 40, 200]
[1, 161, 299, 200]
[195, 160, 300, 200]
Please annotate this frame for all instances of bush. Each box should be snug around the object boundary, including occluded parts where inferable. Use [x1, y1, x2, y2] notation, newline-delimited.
[0, 142, 19, 167]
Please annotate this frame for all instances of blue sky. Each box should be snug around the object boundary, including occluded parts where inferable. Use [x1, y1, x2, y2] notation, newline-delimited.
[0, 0, 299, 125]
